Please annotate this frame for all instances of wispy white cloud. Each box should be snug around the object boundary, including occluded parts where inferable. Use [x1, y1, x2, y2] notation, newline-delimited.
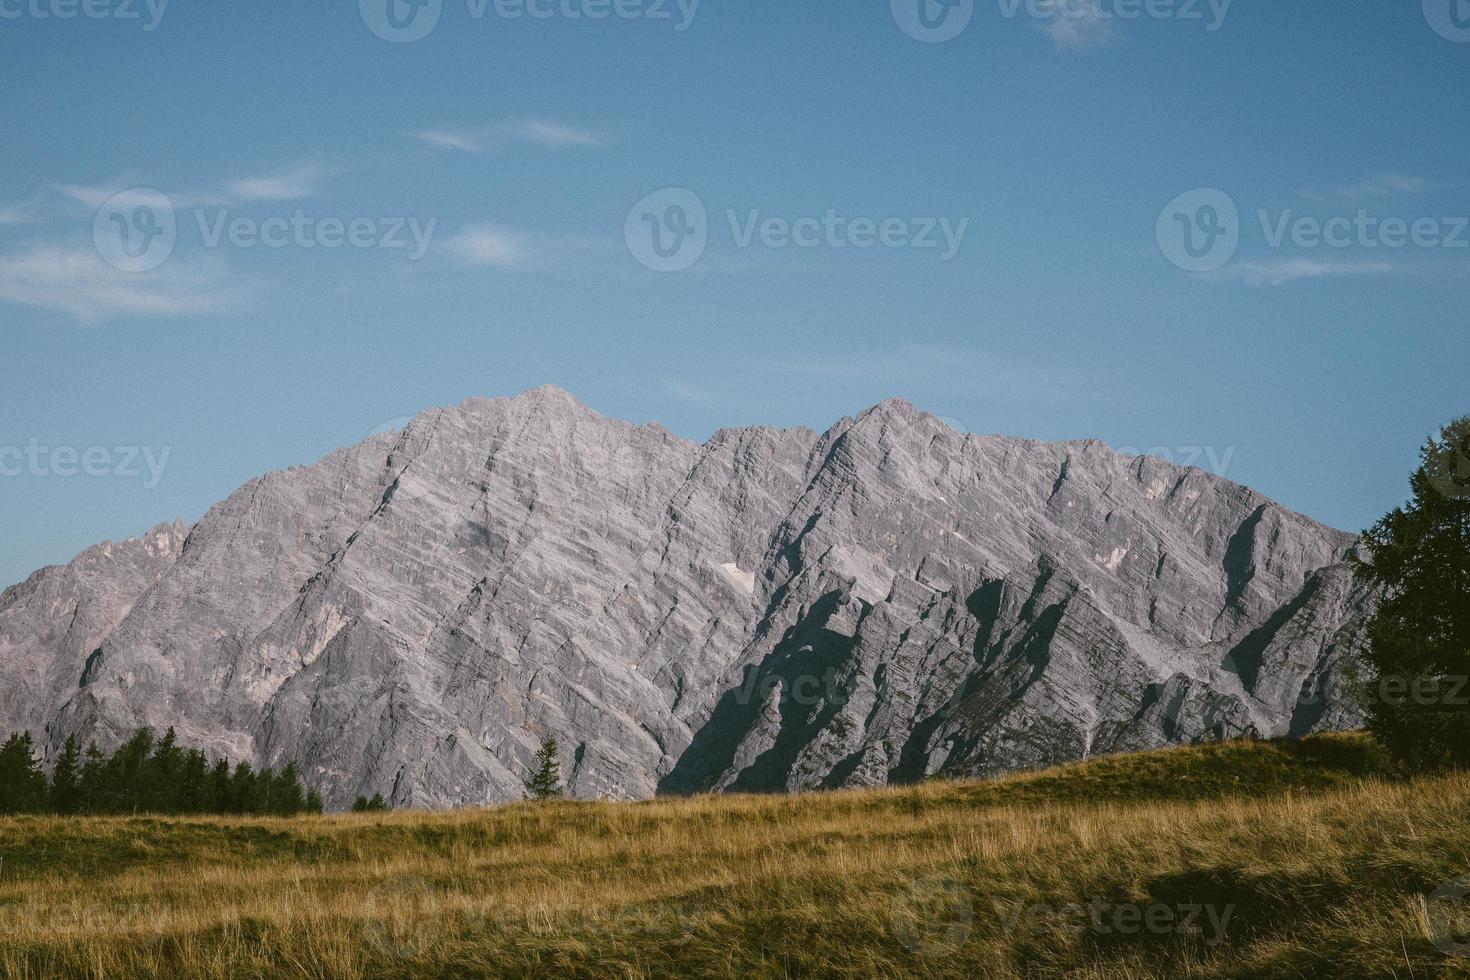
[412, 129, 486, 153]
[411, 118, 604, 154]
[1036, 0, 1116, 48]
[509, 119, 604, 148]
[1220, 258, 1396, 286]
[0, 243, 239, 322]
[0, 194, 44, 226]
[222, 160, 330, 202]
[1299, 173, 1428, 204]
[443, 224, 533, 268]
[54, 160, 330, 212]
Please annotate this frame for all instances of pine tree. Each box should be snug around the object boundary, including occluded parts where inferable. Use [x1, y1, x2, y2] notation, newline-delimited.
[273, 763, 305, 815]
[79, 742, 105, 814]
[0, 732, 48, 814]
[228, 761, 257, 814]
[106, 729, 156, 813]
[1354, 416, 1470, 769]
[305, 790, 324, 814]
[178, 749, 210, 813]
[209, 758, 232, 813]
[49, 735, 83, 815]
[144, 727, 184, 813]
[524, 737, 564, 801]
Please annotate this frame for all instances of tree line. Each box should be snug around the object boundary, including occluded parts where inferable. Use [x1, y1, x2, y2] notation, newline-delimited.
[0, 727, 324, 816]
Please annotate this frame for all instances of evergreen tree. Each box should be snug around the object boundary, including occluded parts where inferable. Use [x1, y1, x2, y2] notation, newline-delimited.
[49, 735, 83, 815]
[1354, 416, 1470, 769]
[272, 763, 305, 815]
[305, 790, 324, 814]
[105, 729, 156, 813]
[144, 727, 184, 813]
[227, 761, 257, 814]
[0, 732, 48, 814]
[79, 742, 106, 814]
[524, 737, 564, 801]
[352, 793, 388, 812]
[178, 749, 210, 814]
[209, 758, 232, 813]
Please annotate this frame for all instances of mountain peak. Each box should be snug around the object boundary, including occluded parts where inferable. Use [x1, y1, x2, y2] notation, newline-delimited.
[0, 391, 1374, 808]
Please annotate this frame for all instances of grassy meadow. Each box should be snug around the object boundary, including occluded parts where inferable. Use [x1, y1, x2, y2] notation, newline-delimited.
[2, 734, 1469, 978]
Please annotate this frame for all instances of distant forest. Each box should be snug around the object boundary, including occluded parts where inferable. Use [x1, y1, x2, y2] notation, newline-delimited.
[0, 727, 323, 816]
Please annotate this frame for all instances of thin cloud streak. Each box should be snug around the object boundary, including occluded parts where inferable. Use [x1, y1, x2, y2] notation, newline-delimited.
[1219, 258, 1397, 286]
[0, 243, 240, 322]
[1298, 173, 1428, 204]
[443, 224, 533, 268]
[410, 118, 604, 154]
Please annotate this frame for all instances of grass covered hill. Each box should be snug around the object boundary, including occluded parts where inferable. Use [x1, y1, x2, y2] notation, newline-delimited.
[2, 734, 1469, 978]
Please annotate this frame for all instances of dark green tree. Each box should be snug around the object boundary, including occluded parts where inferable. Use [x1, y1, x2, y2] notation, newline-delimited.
[78, 742, 106, 814]
[49, 735, 84, 815]
[104, 729, 156, 813]
[178, 749, 211, 814]
[144, 727, 184, 813]
[0, 732, 48, 814]
[272, 763, 305, 815]
[227, 761, 258, 814]
[524, 737, 564, 801]
[208, 758, 232, 812]
[305, 790, 324, 814]
[351, 793, 388, 812]
[1354, 416, 1470, 769]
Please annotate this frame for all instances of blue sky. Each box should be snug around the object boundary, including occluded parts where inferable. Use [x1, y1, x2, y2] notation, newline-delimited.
[1, 0, 1466, 587]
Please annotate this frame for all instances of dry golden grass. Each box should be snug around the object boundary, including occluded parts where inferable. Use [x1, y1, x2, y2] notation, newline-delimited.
[2, 736, 1469, 978]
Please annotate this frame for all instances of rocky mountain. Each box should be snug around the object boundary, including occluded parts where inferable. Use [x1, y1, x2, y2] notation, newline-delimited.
[0, 387, 1375, 808]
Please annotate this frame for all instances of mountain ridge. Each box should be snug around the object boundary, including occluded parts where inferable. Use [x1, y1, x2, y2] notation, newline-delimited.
[0, 387, 1374, 807]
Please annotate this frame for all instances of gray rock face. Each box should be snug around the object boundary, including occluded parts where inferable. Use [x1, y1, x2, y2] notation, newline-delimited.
[0, 388, 1375, 807]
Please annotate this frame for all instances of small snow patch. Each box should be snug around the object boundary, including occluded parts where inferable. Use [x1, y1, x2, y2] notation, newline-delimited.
[719, 562, 756, 594]
[1093, 546, 1129, 574]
